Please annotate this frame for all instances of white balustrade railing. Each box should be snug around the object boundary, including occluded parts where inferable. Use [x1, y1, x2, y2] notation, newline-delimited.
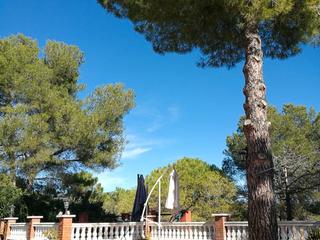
[8, 223, 27, 240]
[72, 222, 145, 240]
[34, 222, 59, 240]
[225, 221, 317, 240]
[225, 222, 248, 240]
[278, 221, 316, 240]
[149, 222, 215, 240]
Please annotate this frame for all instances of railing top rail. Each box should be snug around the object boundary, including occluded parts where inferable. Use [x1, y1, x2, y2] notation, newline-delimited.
[225, 221, 317, 227]
[72, 221, 213, 228]
[72, 222, 144, 227]
[10, 223, 27, 227]
[279, 221, 317, 226]
[225, 221, 248, 227]
[33, 222, 58, 227]
[150, 222, 212, 226]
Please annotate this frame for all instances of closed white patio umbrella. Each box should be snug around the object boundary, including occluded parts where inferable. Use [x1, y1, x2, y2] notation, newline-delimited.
[165, 169, 180, 210]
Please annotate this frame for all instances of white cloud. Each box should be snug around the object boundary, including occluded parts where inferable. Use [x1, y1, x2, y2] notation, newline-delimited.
[122, 147, 151, 159]
[146, 105, 180, 133]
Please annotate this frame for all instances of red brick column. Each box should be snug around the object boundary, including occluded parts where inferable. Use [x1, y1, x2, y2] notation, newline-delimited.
[0, 219, 6, 239]
[57, 215, 75, 240]
[3, 217, 18, 240]
[180, 211, 192, 222]
[27, 216, 43, 240]
[212, 213, 230, 240]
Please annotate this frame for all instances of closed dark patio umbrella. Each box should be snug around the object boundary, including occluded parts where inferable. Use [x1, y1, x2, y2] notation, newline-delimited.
[131, 174, 147, 221]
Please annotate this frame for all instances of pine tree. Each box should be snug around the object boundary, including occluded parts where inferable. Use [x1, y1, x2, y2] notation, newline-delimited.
[98, 1, 320, 239]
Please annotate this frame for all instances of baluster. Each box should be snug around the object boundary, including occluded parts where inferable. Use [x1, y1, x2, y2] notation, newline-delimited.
[125, 225, 129, 239]
[304, 226, 309, 240]
[115, 226, 120, 240]
[198, 226, 204, 240]
[117, 226, 121, 239]
[186, 225, 191, 240]
[85, 226, 91, 240]
[113, 226, 117, 240]
[298, 226, 303, 240]
[119, 225, 124, 239]
[102, 226, 106, 240]
[228, 227, 232, 240]
[235, 226, 241, 240]
[240, 226, 245, 240]
[178, 226, 182, 239]
[74, 227, 79, 240]
[174, 225, 178, 240]
[169, 226, 172, 240]
[92, 226, 98, 240]
[126, 226, 130, 239]
[181, 226, 188, 239]
[231, 226, 236, 240]
[102, 226, 106, 239]
[164, 226, 170, 239]
[194, 226, 199, 240]
[178, 226, 183, 240]
[166, 225, 171, 240]
[109, 226, 114, 239]
[288, 226, 294, 239]
[153, 225, 157, 239]
[80, 227, 85, 240]
[188, 226, 193, 240]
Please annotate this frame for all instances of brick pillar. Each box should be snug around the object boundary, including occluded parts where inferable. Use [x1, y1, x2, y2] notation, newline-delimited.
[212, 213, 230, 240]
[57, 215, 75, 240]
[180, 210, 192, 222]
[1, 219, 5, 239]
[3, 217, 18, 240]
[27, 216, 43, 240]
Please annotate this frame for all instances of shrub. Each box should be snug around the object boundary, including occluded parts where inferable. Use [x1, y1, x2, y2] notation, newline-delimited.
[308, 227, 320, 240]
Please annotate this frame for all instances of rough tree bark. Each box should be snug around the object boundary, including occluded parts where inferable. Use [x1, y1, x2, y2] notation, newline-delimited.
[243, 26, 278, 240]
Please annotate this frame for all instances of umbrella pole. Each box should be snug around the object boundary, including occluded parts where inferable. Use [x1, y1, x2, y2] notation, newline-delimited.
[158, 179, 161, 240]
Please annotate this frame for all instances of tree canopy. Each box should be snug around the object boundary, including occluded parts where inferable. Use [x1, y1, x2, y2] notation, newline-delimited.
[145, 157, 237, 221]
[99, 0, 320, 68]
[103, 187, 136, 216]
[0, 34, 135, 187]
[223, 104, 320, 220]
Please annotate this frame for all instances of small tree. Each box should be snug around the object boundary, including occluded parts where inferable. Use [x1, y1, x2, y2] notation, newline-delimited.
[99, 1, 319, 238]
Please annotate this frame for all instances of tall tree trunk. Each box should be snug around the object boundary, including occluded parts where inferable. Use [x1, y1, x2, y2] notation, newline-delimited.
[243, 26, 278, 240]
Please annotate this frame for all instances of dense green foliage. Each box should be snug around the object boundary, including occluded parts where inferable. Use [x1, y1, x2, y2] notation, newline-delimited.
[103, 187, 136, 215]
[0, 174, 22, 218]
[223, 104, 320, 220]
[145, 158, 237, 221]
[0, 34, 134, 185]
[102, 158, 237, 221]
[0, 34, 134, 219]
[15, 171, 116, 221]
[99, 0, 319, 68]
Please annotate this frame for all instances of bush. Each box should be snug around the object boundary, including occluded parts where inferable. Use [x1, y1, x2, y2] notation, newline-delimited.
[43, 229, 58, 240]
[308, 227, 320, 240]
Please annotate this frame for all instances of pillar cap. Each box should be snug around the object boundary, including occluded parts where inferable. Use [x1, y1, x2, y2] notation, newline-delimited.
[56, 214, 76, 218]
[212, 213, 231, 217]
[27, 216, 43, 219]
[3, 217, 18, 220]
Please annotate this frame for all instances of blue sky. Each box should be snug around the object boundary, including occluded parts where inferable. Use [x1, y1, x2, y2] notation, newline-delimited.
[1, 0, 319, 192]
